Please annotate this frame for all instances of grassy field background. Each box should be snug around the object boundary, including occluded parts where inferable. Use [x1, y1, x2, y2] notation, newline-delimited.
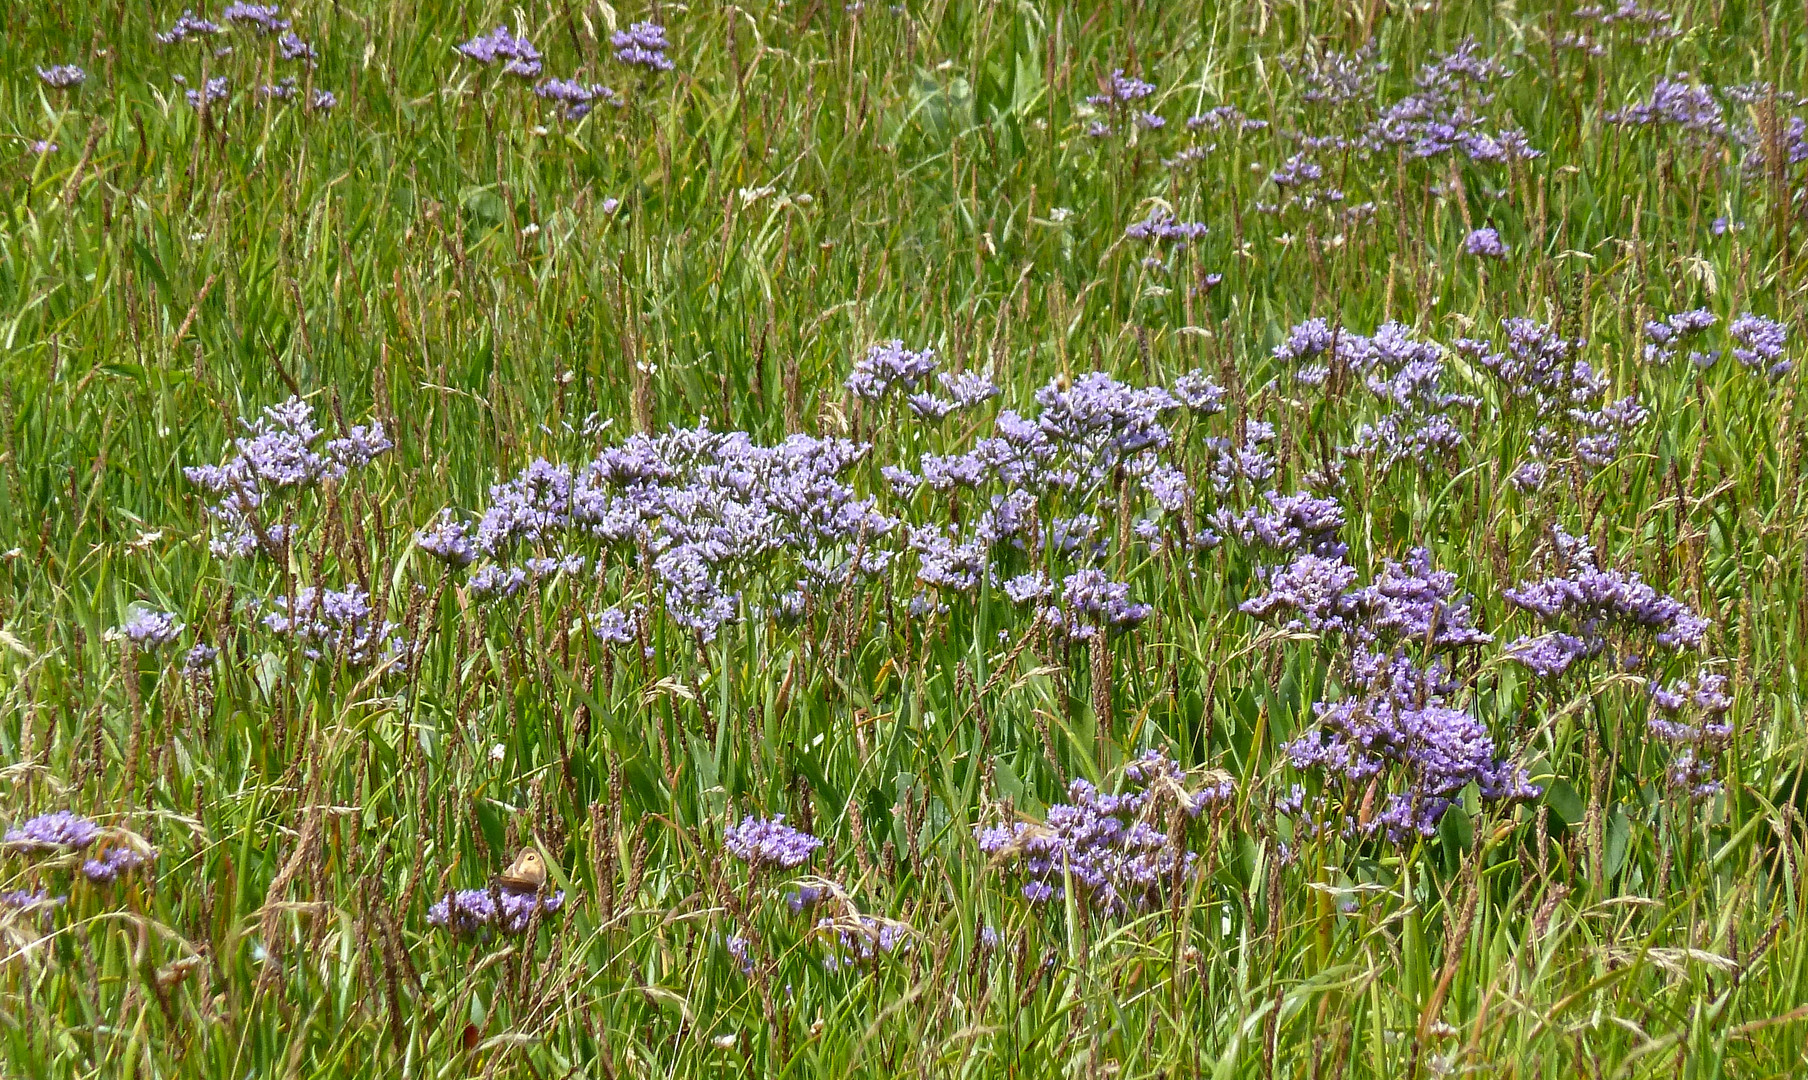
[2, 0, 1808, 1075]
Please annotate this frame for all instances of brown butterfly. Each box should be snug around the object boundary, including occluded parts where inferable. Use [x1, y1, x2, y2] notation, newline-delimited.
[493, 847, 547, 894]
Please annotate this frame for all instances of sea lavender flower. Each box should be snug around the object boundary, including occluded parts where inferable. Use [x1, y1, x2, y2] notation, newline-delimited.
[536, 78, 621, 119]
[185, 643, 218, 674]
[1044, 569, 1152, 639]
[157, 10, 225, 44]
[117, 610, 183, 650]
[975, 753, 1204, 914]
[36, 65, 85, 89]
[1729, 313, 1791, 378]
[1608, 78, 1726, 138]
[1503, 527, 1709, 674]
[186, 76, 230, 108]
[264, 584, 405, 667]
[1213, 490, 1347, 557]
[1086, 69, 1156, 112]
[0, 889, 65, 921]
[1465, 227, 1509, 258]
[611, 21, 674, 71]
[277, 32, 315, 62]
[415, 511, 476, 567]
[467, 564, 527, 601]
[1240, 553, 1362, 632]
[27, 141, 57, 155]
[221, 3, 290, 33]
[1644, 308, 1718, 364]
[456, 26, 542, 77]
[4, 811, 99, 853]
[725, 934, 755, 974]
[818, 914, 910, 969]
[428, 887, 565, 935]
[1285, 650, 1537, 842]
[724, 815, 822, 870]
[592, 605, 639, 645]
[309, 89, 337, 111]
[1124, 209, 1209, 244]
[81, 846, 151, 884]
[846, 340, 939, 399]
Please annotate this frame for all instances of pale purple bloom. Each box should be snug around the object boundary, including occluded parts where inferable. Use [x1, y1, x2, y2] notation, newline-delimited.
[82, 846, 151, 884]
[36, 65, 85, 89]
[157, 11, 224, 44]
[592, 605, 639, 645]
[221, 3, 290, 33]
[1465, 227, 1508, 258]
[456, 26, 542, 77]
[415, 511, 476, 567]
[724, 815, 822, 870]
[119, 610, 183, 649]
[428, 887, 565, 935]
[1729, 313, 1790, 378]
[611, 21, 674, 71]
[1608, 78, 1725, 138]
[264, 584, 405, 667]
[1125, 209, 1208, 244]
[5, 811, 99, 852]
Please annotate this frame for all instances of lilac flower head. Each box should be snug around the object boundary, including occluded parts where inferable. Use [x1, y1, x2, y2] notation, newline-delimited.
[186, 76, 230, 108]
[611, 21, 674, 71]
[1044, 569, 1151, 639]
[724, 815, 822, 870]
[1086, 69, 1156, 110]
[1644, 308, 1717, 365]
[847, 340, 939, 399]
[221, 3, 290, 33]
[5, 811, 100, 853]
[157, 11, 225, 44]
[37, 65, 85, 89]
[1608, 78, 1726, 138]
[975, 752, 1206, 914]
[415, 511, 476, 567]
[1729, 313, 1790, 378]
[264, 584, 405, 667]
[428, 888, 565, 935]
[1124, 208, 1209, 244]
[1465, 227, 1509, 258]
[117, 610, 183, 650]
[592, 604, 639, 645]
[278, 32, 316, 62]
[536, 78, 622, 119]
[456, 26, 542, 77]
[82, 845, 152, 884]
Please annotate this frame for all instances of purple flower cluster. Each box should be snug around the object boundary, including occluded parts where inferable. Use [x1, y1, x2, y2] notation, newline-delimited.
[4, 811, 99, 852]
[185, 76, 231, 109]
[535, 78, 622, 120]
[975, 752, 1211, 914]
[1124, 209, 1209, 244]
[415, 510, 476, 567]
[1042, 569, 1152, 639]
[36, 65, 85, 89]
[1213, 490, 1346, 558]
[456, 26, 542, 78]
[118, 610, 183, 650]
[221, 3, 290, 33]
[1608, 78, 1725, 139]
[184, 398, 392, 557]
[1243, 545, 1491, 650]
[1368, 39, 1538, 163]
[1729, 313, 1791, 379]
[263, 584, 405, 668]
[459, 424, 891, 641]
[1465, 227, 1508, 259]
[1647, 670, 1733, 796]
[1285, 650, 1537, 842]
[81, 845, 151, 884]
[1086, 69, 1156, 109]
[611, 22, 673, 72]
[1457, 317, 1645, 488]
[427, 888, 565, 935]
[818, 914, 910, 970]
[846, 340, 940, 400]
[156, 11, 225, 44]
[1503, 528, 1709, 676]
[724, 815, 823, 870]
[1644, 309, 1717, 366]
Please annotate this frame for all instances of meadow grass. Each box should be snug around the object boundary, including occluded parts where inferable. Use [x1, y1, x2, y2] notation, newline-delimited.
[1, 0, 1808, 1075]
